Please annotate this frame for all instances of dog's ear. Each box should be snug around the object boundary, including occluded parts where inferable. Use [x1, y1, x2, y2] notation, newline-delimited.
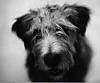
[12, 11, 37, 40]
[62, 4, 90, 36]
[12, 14, 33, 40]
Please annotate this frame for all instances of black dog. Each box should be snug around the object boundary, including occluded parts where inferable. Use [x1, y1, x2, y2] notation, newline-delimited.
[12, 4, 92, 82]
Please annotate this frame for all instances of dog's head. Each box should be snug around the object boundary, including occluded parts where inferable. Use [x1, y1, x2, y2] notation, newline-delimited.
[12, 4, 90, 80]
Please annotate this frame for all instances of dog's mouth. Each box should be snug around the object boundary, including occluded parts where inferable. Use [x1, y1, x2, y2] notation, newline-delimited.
[48, 68, 64, 76]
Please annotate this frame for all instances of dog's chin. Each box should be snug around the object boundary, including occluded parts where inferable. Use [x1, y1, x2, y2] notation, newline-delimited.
[48, 68, 66, 80]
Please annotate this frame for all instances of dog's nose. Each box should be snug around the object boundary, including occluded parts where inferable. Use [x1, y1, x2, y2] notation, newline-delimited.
[44, 53, 61, 67]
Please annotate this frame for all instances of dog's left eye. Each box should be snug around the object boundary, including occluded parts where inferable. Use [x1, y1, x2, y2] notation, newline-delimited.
[55, 25, 66, 36]
[56, 27, 61, 31]
[55, 25, 62, 32]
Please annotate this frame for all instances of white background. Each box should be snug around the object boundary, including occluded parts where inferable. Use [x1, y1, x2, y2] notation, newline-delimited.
[0, 0, 100, 82]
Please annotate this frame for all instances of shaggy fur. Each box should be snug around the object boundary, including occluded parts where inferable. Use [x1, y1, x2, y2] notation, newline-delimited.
[12, 4, 92, 82]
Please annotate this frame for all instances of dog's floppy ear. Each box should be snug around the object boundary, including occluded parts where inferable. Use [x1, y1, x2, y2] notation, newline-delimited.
[12, 11, 37, 40]
[62, 4, 90, 36]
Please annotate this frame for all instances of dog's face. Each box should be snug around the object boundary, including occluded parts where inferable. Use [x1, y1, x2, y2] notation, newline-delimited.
[12, 4, 90, 80]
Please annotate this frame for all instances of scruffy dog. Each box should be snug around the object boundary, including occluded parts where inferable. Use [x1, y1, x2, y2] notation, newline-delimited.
[12, 4, 92, 82]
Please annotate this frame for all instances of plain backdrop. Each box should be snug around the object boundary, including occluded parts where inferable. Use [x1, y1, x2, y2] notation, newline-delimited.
[0, 0, 100, 82]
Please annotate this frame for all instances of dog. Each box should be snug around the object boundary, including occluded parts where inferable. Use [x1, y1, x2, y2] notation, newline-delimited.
[12, 4, 92, 82]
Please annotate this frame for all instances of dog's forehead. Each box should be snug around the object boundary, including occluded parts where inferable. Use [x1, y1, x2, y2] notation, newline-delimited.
[29, 5, 78, 31]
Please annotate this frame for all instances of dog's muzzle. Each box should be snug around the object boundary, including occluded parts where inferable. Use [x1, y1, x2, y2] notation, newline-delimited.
[44, 53, 61, 68]
[32, 34, 75, 77]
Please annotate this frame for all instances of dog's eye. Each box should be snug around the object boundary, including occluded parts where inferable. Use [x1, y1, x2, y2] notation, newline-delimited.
[33, 29, 39, 36]
[35, 34, 42, 40]
[55, 25, 62, 32]
[31, 34, 42, 44]
[32, 29, 42, 42]
[58, 24, 71, 35]
[32, 29, 41, 37]
[56, 27, 62, 32]
[56, 29, 65, 36]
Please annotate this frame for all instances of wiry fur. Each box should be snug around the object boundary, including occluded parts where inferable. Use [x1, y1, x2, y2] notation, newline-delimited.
[12, 4, 92, 82]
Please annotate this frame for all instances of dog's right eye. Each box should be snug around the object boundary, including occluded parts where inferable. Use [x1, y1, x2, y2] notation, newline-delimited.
[32, 29, 41, 38]
[32, 29, 42, 42]
[32, 29, 39, 36]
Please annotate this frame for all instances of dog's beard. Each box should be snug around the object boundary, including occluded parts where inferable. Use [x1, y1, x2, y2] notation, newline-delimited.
[31, 50, 75, 80]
